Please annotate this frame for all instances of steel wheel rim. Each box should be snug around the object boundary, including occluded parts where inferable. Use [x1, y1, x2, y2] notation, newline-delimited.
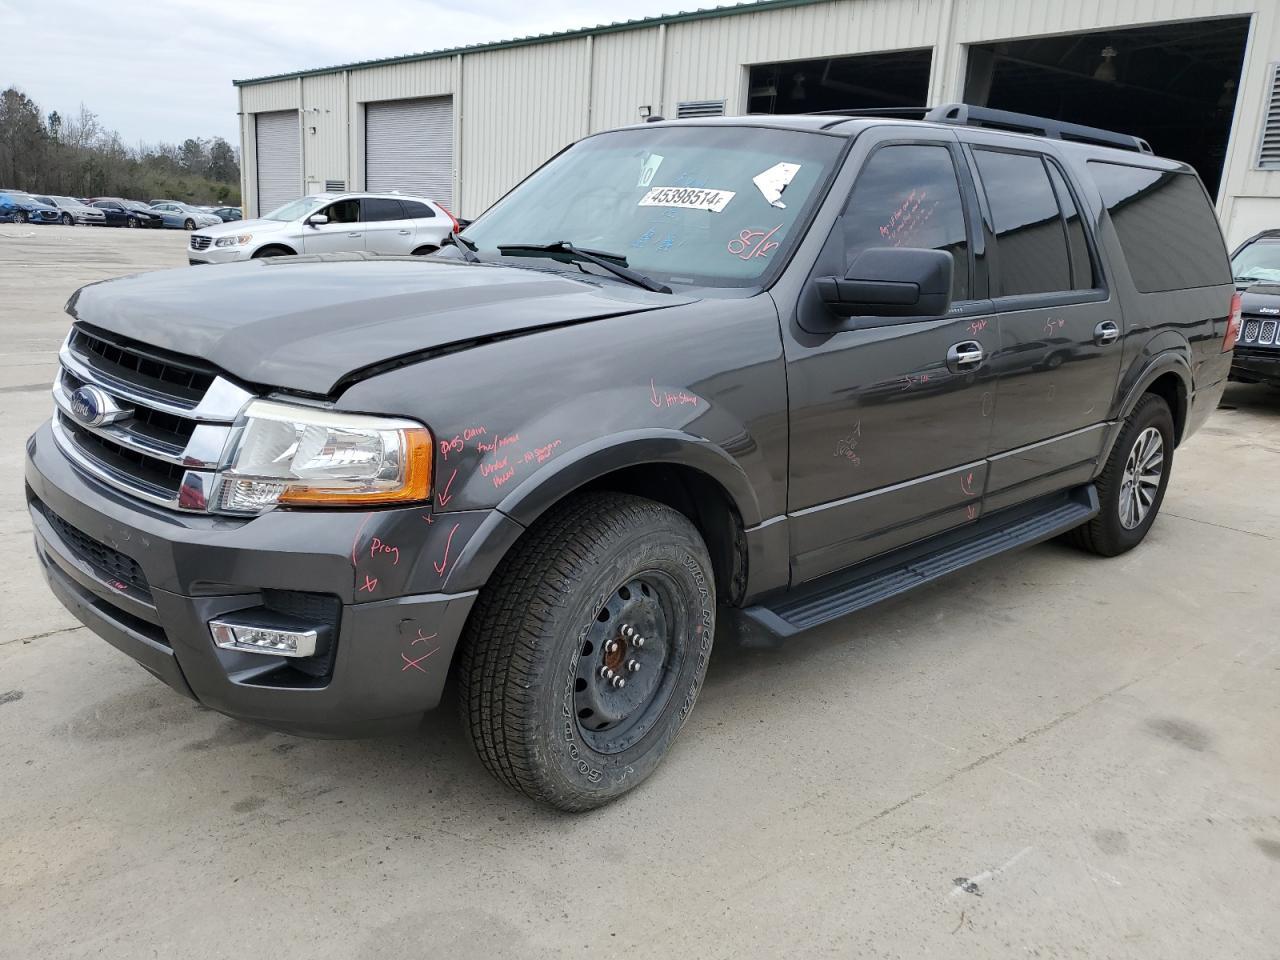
[573, 572, 687, 755]
[1119, 426, 1164, 530]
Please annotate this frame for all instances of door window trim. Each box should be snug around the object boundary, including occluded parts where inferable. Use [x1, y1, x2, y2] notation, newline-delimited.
[964, 143, 1111, 313]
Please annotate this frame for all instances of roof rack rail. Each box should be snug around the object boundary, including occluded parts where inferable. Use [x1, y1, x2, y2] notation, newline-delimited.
[812, 103, 1152, 153]
[925, 103, 1152, 153]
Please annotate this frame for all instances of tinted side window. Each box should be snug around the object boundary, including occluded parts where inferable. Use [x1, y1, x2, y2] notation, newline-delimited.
[362, 198, 405, 222]
[974, 150, 1072, 297]
[401, 200, 435, 219]
[1087, 162, 1230, 293]
[843, 143, 971, 302]
[1045, 161, 1096, 290]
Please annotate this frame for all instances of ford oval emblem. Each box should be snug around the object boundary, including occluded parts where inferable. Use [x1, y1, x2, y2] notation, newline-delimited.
[69, 385, 111, 427]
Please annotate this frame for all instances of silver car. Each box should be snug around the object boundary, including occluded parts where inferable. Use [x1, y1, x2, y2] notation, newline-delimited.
[188, 192, 456, 264]
[33, 195, 106, 226]
[150, 201, 222, 231]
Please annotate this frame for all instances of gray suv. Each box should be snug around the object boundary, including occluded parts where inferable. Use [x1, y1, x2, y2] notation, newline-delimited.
[26, 105, 1239, 810]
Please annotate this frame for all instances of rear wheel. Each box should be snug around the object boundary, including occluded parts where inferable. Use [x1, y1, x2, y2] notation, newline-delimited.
[184, 218, 195, 230]
[411, 245, 439, 256]
[61, 213, 73, 226]
[1064, 393, 1174, 557]
[458, 492, 716, 811]
[14, 210, 26, 224]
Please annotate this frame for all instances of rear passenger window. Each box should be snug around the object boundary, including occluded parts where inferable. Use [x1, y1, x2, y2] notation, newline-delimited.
[974, 150, 1072, 297]
[1045, 162, 1096, 290]
[843, 143, 971, 302]
[1087, 162, 1231, 293]
[362, 198, 405, 222]
[401, 200, 435, 219]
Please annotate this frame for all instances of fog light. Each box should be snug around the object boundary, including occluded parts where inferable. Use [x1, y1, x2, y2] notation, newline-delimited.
[210, 616, 318, 658]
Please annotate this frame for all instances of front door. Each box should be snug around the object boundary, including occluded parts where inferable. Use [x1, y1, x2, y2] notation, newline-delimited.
[960, 138, 1123, 512]
[784, 129, 998, 584]
[301, 198, 366, 254]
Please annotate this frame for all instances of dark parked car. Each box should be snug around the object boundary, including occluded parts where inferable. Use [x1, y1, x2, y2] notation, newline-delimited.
[90, 198, 163, 228]
[212, 206, 243, 222]
[1, 191, 62, 224]
[1228, 229, 1280, 386]
[25, 105, 1238, 810]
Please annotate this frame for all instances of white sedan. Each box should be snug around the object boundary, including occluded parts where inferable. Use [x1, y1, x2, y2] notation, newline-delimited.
[188, 192, 457, 264]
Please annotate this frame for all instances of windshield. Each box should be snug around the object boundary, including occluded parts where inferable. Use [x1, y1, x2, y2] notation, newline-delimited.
[462, 126, 843, 289]
[263, 196, 330, 221]
[124, 201, 150, 211]
[1232, 240, 1280, 284]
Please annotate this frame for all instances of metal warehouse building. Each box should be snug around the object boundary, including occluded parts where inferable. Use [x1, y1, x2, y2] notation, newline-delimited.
[234, 0, 1280, 246]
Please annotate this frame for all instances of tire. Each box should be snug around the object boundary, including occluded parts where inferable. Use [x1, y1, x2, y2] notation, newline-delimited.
[61, 213, 73, 226]
[458, 492, 716, 811]
[126, 217, 138, 229]
[184, 219, 195, 231]
[251, 245, 292, 258]
[1064, 393, 1174, 557]
[411, 245, 439, 256]
[15, 211, 26, 224]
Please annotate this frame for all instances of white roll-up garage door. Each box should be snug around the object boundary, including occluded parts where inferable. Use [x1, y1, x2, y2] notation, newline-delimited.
[255, 110, 300, 216]
[365, 97, 454, 208]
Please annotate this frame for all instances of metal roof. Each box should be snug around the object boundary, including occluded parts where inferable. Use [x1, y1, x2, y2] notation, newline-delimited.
[233, 0, 824, 86]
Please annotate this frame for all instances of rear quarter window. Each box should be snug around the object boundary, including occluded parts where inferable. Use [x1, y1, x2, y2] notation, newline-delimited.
[1087, 161, 1230, 293]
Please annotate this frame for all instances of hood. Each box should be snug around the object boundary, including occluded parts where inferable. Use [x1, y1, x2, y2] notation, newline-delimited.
[67, 253, 693, 395]
[196, 216, 285, 237]
[1241, 284, 1280, 316]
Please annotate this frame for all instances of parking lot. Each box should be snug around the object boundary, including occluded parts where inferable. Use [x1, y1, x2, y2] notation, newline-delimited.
[1, 221, 1278, 958]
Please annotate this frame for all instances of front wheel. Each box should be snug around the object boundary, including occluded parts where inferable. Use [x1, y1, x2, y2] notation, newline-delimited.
[458, 492, 716, 811]
[14, 211, 27, 224]
[1064, 393, 1174, 556]
[126, 217, 138, 228]
[184, 219, 195, 230]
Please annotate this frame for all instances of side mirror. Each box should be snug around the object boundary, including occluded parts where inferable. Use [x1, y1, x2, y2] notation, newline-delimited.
[817, 247, 953, 319]
[305, 213, 329, 226]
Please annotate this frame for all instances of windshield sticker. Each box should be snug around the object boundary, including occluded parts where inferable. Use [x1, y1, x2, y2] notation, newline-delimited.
[753, 162, 801, 208]
[637, 154, 664, 188]
[727, 225, 782, 261]
[639, 186, 735, 213]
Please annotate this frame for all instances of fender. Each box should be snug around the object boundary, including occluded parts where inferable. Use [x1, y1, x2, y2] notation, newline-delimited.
[1100, 347, 1192, 466]
[441, 429, 762, 592]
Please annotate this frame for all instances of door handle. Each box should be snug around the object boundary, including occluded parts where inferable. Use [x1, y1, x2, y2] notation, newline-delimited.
[347, 232, 361, 238]
[1094, 320, 1120, 345]
[397, 229, 410, 235]
[947, 341, 985, 372]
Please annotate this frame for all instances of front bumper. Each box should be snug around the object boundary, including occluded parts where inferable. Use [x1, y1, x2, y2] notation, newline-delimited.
[1230, 346, 1280, 387]
[25, 420, 484, 737]
[188, 242, 252, 265]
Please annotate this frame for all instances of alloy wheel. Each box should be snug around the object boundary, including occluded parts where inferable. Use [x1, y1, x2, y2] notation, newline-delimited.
[1118, 426, 1164, 530]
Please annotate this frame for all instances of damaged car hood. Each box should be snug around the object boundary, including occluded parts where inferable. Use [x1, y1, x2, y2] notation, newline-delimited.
[67, 253, 690, 395]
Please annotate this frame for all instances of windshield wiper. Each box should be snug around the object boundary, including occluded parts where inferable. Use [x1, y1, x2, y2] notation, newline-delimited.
[442, 232, 480, 263]
[496, 241, 671, 294]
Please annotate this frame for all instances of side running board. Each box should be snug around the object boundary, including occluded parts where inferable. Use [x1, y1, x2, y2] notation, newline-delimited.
[742, 485, 1099, 639]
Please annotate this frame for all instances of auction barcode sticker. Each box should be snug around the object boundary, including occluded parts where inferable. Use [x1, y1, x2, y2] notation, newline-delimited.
[638, 186, 736, 212]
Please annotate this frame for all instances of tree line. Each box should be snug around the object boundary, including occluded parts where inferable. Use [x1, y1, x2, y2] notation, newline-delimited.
[0, 87, 241, 205]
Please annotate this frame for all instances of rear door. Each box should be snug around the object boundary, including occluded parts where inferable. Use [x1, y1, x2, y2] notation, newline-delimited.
[361, 197, 412, 254]
[961, 136, 1122, 512]
[301, 198, 365, 254]
[783, 127, 998, 583]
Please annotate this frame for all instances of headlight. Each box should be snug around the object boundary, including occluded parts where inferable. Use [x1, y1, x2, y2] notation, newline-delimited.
[219, 400, 432, 513]
[215, 234, 252, 247]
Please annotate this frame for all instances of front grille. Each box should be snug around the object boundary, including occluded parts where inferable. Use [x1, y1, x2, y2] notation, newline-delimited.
[1260, 320, 1278, 346]
[190, 235, 212, 251]
[1243, 319, 1261, 343]
[34, 499, 152, 600]
[53, 324, 254, 512]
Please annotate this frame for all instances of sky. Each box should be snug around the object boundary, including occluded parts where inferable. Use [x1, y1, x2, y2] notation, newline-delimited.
[1, 0, 711, 147]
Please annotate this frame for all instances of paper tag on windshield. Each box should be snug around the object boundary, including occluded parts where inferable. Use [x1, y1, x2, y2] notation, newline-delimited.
[638, 186, 735, 212]
[753, 162, 800, 208]
[637, 154, 664, 188]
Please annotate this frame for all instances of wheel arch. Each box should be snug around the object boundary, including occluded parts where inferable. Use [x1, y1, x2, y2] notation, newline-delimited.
[1120, 352, 1191, 446]
[442, 433, 761, 605]
[251, 242, 297, 257]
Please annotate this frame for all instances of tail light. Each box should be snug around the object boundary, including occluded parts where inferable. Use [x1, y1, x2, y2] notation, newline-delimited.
[439, 204, 460, 234]
[1223, 291, 1243, 352]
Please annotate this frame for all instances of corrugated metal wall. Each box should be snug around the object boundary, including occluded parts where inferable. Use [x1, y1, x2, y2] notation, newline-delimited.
[237, 0, 1279, 237]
